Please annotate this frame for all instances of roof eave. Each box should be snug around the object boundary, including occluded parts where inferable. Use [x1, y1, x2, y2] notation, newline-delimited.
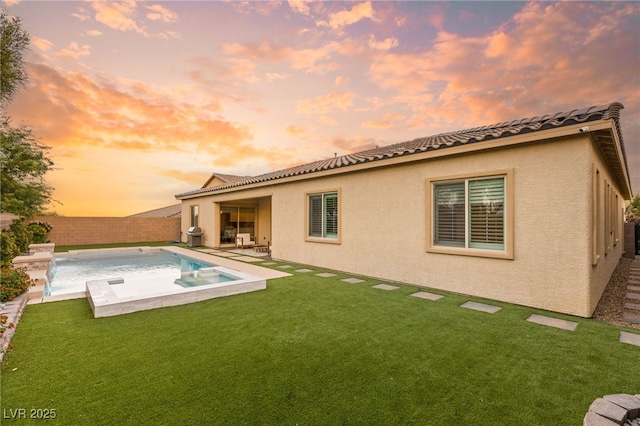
[591, 121, 633, 199]
[176, 120, 631, 200]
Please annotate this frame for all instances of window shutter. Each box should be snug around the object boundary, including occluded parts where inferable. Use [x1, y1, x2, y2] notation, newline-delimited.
[309, 195, 323, 237]
[434, 182, 465, 247]
[468, 177, 504, 250]
[324, 193, 338, 238]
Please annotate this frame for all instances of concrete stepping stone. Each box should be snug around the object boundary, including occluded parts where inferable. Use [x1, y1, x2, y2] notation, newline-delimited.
[211, 252, 240, 257]
[526, 314, 578, 331]
[232, 256, 264, 262]
[278, 265, 293, 269]
[316, 273, 336, 278]
[196, 249, 218, 253]
[620, 332, 640, 347]
[627, 292, 640, 301]
[624, 303, 640, 311]
[410, 291, 444, 301]
[627, 285, 640, 292]
[261, 262, 277, 265]
[460, 301, 502, 313]
[294, 269, 313, 273]
[342, 278, 364, 284]
[623, 312, 640, 324]
[372, 284, 400, 291]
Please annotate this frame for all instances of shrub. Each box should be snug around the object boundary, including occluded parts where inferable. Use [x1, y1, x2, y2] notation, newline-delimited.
[30, 221, 52, 233]
[0, 231, 20, 268]
[0, 267, 33, 302]
[27, 222, 50, 244]
[8, 218, 32, 254]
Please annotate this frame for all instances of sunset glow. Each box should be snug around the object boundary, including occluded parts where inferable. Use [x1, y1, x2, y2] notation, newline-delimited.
[4, 1, 639, 216]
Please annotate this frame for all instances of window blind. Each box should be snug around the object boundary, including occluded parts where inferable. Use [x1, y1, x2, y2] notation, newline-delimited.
[468, 177, 504, 250]
[324, 193, 338, 238]
[309, 195, 323, 237]
[434, 182, 465, 247]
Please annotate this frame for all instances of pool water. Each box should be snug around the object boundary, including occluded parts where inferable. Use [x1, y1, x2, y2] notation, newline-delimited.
[47, 250, 218, 296]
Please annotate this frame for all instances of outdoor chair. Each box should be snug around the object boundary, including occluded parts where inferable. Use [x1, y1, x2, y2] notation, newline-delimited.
[236, 233, 255, 249]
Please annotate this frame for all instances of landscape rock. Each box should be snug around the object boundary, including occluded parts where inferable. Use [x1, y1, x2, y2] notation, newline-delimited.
[589, 398, 628, 424]
[604, 394, 640, 418]
[584, 410, 620, 426]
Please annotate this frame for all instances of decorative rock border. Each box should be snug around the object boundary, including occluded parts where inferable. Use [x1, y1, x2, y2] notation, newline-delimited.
[584, 394, 640, 425]
[0, 293, 29, 363]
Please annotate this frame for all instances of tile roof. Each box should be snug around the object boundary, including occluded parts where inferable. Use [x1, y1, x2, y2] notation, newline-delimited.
[201, 172, 249, 188]
[176, 102, 629, 199]
[128, 204, 182, 218]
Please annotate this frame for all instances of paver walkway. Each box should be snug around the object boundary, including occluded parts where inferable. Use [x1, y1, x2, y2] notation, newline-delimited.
[624, 259, 640, 325]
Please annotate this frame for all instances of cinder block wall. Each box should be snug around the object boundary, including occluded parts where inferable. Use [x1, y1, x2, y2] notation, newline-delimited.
[30, 216, 181, 246]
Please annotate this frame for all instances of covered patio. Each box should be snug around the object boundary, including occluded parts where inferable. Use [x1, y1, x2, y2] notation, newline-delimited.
[195, 195, 272, 250]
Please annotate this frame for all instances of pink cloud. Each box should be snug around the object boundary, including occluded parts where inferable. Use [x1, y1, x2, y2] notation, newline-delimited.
[367, 35, 399, 51]
[296, 92, 356, 115]
[317, 1, 378, 29]
[222, 40, 292, 62]
[31, 36, 53, 52]
[6, 63, 297, 170]
[331, 137, 378, 154]
[367, 2, 639, 131]
[146, 4, 177, 22]
[57, 42, 91, 59]
[361, 113, 405, 129]
[89, 0, 145, 34]
[288, 0, 312, 16]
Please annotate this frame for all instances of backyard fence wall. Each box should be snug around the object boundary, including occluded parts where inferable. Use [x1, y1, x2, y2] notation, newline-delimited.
[30, 216, 181, 246]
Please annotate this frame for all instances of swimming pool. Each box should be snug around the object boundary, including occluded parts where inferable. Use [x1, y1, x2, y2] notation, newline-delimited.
[47, 248, 219, 296]
[45, 247, 269, 317]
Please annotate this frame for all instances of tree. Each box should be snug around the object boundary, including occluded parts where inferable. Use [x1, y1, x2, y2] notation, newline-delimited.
[0, 8, 56, 217]
[1, 120, 55, 217]
[0, 7, 30, 106]
[626, 194, 640, 222]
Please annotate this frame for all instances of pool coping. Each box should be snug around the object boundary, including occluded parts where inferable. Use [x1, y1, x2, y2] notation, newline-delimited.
[38, 246, 292, 317]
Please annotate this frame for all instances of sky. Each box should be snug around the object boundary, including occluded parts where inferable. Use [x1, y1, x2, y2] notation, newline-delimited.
[3, 0, 639, 216]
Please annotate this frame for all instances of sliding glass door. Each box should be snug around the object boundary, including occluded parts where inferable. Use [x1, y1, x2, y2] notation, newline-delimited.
[220, 206, 255, 246]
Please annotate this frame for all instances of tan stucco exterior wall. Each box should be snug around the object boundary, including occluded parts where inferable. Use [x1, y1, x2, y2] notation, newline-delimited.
[268, 135, 618, 317]
[180, 133, 626, 317]
[587, 138, 626, 313]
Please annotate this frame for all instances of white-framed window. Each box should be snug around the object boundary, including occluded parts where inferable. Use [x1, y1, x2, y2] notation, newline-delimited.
[428, 170, 513, 259]
[307, 191, 339, 241]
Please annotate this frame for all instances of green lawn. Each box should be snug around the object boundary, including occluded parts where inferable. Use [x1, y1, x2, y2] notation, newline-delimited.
[1, 263, 638, 425]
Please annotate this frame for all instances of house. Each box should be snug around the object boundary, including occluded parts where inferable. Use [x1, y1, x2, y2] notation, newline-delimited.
[175, 102, 633, 317]
[128, 204, 182, 218]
